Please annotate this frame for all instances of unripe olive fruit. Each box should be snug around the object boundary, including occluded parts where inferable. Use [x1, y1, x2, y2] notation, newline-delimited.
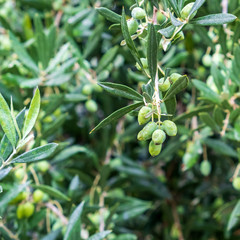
[137, 122, 158, 141]
[36, 161, 50, 173]
[138, 106, 152, 125]
[17, 204, 25, 219]
[85, 99, 98, 113]
[152, 129, 166, 144]
[200, 161, 211, 176]
[157, 12, 166, 24]
[158, 78, 170, 92]
[170, 73, 182, 84]
[14, 168, 25, 181]
[127, 19, 138, 35]
[136, 58, 148, 70]
[131, 7, 146, 20]
[82, 84, 93, 95]
[149, 140, 162, 157]
[180, 3, 197, 20]
[33, 189, 44, 203]
[140, 58, 148, 69]
[162, 120, 177, 136]
[23, 202, 35, 218]
[10, 191, 28, 205]
[202, 54, 212, 67]
[233, 177, 240, 191]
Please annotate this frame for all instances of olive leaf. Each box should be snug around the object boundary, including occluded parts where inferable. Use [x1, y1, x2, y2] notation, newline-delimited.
[98, 82, 143, 101]
[90, 102, 144, 134]
[163, 75, 189, 101]
[191, 13, 237, 26]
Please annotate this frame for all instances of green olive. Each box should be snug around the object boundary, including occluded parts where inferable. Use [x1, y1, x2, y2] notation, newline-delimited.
[82, 84, 93, 95]
[127, 19, 138, 35]
[162, 120, 177, 136]
[152, 129, 166, 144]
[33, 189, 44, 203]
[137, 122, 158, 141]
[14, 168, 25, 181]
[36, 161, 50, 173]
[138, 106, 152, 125]
[200, 161, 211, 176]
[85, 99, 98, 113]
[180, 3, 197, 20]
[158, 77, 170, 92]
[17, 204, 25, 219]
[149, 140, 162, 157]
[202, 54, 212, 67]
[23, 202, 35, 218]
[169, 73, 182, 84]
[131, 7, 146, 20]
[157, 12, 166, 24]
[233, 177, 240, 191]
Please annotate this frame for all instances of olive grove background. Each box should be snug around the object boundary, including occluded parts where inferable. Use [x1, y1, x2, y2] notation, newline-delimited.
[0, 0, 240, 239]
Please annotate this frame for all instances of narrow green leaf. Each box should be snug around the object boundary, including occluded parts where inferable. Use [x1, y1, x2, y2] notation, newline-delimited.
[88, 231, 112, 240]
[0, 93, 16, 147]
[167, 0, 180, 17]
[191, 13, 237, 26]
[149, 0, 159, 9]
[174, 105, 214, 122]
[211, 64, 225, 92]
[147, 24, 158, 81]
[189, 0, 205, 17]
[11, 143, 58, 163]
[163, 75, 189, 101]
[0, 167, 12, 180]
[9, 32, 39, 75]
[96, 46, 118, 73]
[204, 139, 238, 158]
[32, 184, 70, 201]
[64, 202, 84, 240]
[227, 200, 240, 231]
[22, 88, 41, 139]
[41, 229, 61, 240]
[90, 102, 144, 134]
[170, 12, 184, 26]
[192, 79, 221, 104]
[158, 25, 176, 38]
[165, 97, 177, 117]
[98, 82, 142, 101]
[34, 14, 49, 69]
[199, 113, 219, 132]
[0, 109, 25, 160]
[97, 7, 121, 23]
[178, 0, 184, 10]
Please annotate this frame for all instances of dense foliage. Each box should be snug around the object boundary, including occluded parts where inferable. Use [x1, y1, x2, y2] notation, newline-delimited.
[0, 0, 240, 239]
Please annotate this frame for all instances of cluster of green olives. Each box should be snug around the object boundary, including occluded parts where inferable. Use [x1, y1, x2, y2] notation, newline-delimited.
[82, 83, 102, 113]
[137, 105, 177, 157]
[159, 73, 183, 92]
[12, 189, 44, 219]
[127, 7, 146, 35]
